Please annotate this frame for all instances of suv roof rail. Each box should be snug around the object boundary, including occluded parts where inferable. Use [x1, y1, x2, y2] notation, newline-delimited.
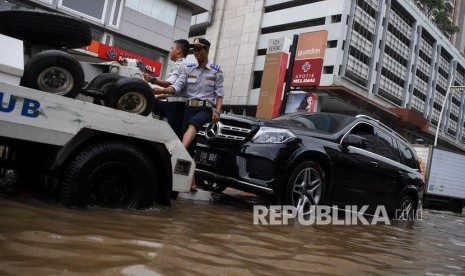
[355, 114, 377, 121]
[355, 114, 409, 144]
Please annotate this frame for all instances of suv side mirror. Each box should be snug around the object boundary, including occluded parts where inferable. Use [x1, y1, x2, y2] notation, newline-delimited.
[342, 134, 367, 149]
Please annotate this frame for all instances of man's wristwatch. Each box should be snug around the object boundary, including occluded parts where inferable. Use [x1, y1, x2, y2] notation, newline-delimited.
[150, 77, 157, 85]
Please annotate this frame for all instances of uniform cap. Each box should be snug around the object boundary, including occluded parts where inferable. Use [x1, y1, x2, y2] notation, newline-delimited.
[190, 38, 210, 49]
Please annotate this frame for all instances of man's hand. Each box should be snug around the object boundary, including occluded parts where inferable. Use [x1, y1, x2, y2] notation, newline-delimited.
[143, 73, 152, 82]
[152, 86, 164, 95]
[212, 110, 221, 123]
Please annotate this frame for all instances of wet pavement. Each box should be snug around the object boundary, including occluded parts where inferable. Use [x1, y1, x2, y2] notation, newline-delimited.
[0, 189, 464, 275]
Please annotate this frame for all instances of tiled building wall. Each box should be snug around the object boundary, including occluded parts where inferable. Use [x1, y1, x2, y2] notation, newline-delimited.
[203, 0, 264, 106]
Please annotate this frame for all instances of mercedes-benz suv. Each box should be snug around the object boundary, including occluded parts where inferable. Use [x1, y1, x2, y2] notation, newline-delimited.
[195, 112, 424, 217]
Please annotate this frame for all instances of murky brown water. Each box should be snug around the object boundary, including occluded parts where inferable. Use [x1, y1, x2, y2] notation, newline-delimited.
[0, 190, 464, 276]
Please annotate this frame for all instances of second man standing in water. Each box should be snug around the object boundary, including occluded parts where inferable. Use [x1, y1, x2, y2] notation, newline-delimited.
[146, 39, 190, 139]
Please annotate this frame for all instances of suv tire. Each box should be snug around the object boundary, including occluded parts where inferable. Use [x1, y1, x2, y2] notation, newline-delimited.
[283, 161, 324, 216]
[393, 195, 415, 220]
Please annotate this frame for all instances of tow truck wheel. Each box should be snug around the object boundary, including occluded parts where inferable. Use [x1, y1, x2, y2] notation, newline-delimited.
[21, 50, 84, 98]
[106, 78, 155, 116]
[59, 141, 157, 209]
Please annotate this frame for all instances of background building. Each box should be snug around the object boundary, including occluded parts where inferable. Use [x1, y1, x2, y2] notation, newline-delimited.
[4, 0, 213, 77]
[191, 0, 465, 151]
[451, 0, 465, 54]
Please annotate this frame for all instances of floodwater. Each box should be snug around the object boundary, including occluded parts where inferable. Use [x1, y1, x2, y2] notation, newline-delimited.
[0, 190, 464, 276]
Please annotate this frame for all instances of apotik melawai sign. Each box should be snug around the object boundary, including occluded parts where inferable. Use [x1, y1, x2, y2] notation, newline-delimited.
[291, 30, 328, 87]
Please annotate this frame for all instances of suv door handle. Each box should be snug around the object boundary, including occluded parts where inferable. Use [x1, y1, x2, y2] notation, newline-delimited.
[370, 161, 378, 167]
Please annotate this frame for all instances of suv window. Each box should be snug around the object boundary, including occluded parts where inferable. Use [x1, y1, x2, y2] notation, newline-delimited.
[350, 123, 376, 152]
[398, 142, 418, 169]
[374, 129, 399, 162]
[349, 123, 400, 162]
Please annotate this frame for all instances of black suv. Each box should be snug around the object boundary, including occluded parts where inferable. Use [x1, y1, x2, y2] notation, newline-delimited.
[195, 112, 424, 217]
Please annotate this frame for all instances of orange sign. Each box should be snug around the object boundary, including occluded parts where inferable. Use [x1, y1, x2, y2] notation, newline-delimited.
[291, 30, 328, 87]
[256, 52, 289, 118]
[256, 37, 291, 118]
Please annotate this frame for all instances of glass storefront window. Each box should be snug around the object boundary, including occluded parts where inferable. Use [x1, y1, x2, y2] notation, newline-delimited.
[125, 0, 177, 26]
[59, 0, 108, 23]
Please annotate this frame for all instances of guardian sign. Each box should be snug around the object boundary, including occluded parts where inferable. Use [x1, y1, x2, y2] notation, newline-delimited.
[291, 30, 328, 87]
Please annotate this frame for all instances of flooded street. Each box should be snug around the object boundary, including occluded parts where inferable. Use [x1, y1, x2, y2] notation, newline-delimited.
[0, 190, 464, 276]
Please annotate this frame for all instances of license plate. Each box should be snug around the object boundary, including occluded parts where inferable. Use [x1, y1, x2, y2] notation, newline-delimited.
[196, 151, 218, 167]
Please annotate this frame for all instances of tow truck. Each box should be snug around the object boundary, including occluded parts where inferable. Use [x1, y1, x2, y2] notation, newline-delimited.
[0, 11, 194, 209]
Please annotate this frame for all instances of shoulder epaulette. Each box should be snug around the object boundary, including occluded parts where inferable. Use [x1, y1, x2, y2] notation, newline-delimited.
[210, 64, 220, 70]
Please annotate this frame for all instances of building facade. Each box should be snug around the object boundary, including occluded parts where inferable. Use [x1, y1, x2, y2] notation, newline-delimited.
[191, 0, 465, 151]
[6, 0, 213, 77]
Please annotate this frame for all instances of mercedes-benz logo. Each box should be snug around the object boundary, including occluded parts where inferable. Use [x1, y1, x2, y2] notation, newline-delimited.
[205, 122, 220, 140]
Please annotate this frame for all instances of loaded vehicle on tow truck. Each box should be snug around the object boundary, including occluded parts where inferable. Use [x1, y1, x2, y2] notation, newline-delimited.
[0, 10, 194, 208]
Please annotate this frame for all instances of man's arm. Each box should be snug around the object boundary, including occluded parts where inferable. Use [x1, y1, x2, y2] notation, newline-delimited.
[152, 63, 187, 95]
[212, 69, 224, 123]
[213, 96, 223, 123]
[144, 74, 172, 88]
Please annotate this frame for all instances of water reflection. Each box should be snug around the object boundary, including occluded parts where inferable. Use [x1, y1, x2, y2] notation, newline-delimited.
[0, 191, 464, 275]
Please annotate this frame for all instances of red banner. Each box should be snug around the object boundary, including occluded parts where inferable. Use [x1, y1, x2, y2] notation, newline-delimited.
[97, 44, 162, 76]
[291, 59, 324, 86]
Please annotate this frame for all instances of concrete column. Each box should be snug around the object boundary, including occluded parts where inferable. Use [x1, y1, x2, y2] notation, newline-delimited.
[424, 40, 438, 118]
[427, 44, 442, 122]
[372, 0, 391, 96]
[443, 60, 457, 132]
[404, 23, 420, 108]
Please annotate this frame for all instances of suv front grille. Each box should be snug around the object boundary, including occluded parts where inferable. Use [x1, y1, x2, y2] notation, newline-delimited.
[197, 121, 253, 143]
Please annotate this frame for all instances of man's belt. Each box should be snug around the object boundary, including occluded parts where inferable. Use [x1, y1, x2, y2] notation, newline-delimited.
[166, 96, 187, 103]
[186, 99, 213, 108]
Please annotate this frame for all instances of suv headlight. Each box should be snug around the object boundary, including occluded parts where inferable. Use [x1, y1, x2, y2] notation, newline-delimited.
[251, 127, 296, 144]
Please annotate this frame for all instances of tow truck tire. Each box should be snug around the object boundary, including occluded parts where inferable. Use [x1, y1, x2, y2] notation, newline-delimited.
[21, 50, 84, 98]
[59, 141, 157, 209]
[106, 78, 155, 116]
[0, 10, 91, 48]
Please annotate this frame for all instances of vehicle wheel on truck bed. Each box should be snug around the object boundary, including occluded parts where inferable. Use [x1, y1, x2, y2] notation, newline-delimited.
[0, 10, 91, 48]
[21, 50, 84, 98]
[88, 73, 124, 92]
[87, 73, 124, 105]
[105, 78, 155, 116]
[59, 141, 157, 209]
